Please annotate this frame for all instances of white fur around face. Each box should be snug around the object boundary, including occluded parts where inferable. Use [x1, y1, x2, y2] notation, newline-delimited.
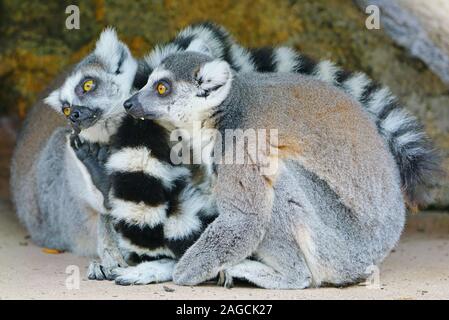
[143, 68, 173, 90]
[45, 28, 137, 142]
[44, 71, 84, 113]
[145, 43, 182, 70]
[138, 61, 232, 127]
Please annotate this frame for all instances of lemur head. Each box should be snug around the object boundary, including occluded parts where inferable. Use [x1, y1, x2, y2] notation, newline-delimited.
[45, 28, 137, 134]
[124, 40, 232, 128]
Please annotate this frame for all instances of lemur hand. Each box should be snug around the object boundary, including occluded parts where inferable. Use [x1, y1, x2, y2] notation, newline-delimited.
[70, 134, 112, 210]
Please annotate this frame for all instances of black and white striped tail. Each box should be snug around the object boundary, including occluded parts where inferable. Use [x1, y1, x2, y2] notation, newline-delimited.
[136, 21, 441, 208]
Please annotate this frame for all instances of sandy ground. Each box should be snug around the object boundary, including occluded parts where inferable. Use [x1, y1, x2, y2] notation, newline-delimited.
[0, 120, 448, 300]
[0, 198, 448, 300]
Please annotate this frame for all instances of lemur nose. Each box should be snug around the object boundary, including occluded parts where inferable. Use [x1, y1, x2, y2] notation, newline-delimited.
[69, 110, 80, 122]
[123, 99, 133, 111]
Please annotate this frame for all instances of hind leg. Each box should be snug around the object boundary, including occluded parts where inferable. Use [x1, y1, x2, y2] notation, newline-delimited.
[220, 257, 311, 290]
[219, 192, 313, 290]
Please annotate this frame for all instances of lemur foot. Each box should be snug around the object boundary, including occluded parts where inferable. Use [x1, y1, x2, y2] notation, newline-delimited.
[111, 259, 176, 286]
[87, 261, 111, 280]
[70, 134, 110, 165]
[87, 249, 127, 281]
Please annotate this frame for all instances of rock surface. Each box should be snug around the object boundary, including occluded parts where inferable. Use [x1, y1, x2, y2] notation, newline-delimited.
[0, 0, 448, 207]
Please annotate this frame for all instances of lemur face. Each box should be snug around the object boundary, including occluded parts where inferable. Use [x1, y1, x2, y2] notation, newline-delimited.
[45, 28, 137, 132]
[124, 48, 232, 128]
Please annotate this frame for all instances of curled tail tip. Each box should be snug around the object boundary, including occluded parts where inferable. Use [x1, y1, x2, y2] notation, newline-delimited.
[403, 146, 445, 210]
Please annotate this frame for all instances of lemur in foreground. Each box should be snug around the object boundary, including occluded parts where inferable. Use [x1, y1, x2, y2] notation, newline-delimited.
[11, 23, 439, 285]
[123, 47, 409, 288]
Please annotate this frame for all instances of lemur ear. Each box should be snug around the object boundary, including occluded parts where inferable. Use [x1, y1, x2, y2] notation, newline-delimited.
[44, 89, 61, 112]
[94, 27, 134, 75]
[186, 38, 213, 57]
[195, 60, 232, 99]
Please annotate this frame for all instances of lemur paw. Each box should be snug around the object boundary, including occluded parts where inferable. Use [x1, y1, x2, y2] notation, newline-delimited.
[102, 248, 128, 269]
[110, 267, 151, 286]
[70, 134, 110, 164]
[87, 261, 115, 281]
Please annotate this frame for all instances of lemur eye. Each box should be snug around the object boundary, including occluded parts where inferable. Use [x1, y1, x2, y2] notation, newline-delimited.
[157, 83, 166, 95]
[83, 79, 95, 92]
[62, 106, 71, 117]
[155, 80, 170, 97]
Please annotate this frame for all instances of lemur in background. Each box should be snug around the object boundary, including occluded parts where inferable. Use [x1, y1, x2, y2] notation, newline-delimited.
[12, 22, 439, 285]
[42, 29, 219, 283]
[124, 47, 408, 288]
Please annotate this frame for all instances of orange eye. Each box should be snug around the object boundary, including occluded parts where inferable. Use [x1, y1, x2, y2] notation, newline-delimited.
[83, 79, 94, 92]
[157, 83, 167, 95]
[63, 107, 71, 116]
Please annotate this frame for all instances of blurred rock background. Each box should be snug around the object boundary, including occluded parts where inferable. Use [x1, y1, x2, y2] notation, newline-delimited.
[0, 0, 447, 209]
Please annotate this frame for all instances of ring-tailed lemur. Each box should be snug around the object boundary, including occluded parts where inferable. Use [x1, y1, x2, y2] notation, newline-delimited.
[40, 28, 220, 282]
[123, 48, 410, 288]
[98, 23, 440, 285]
[13, 22, 439, 284]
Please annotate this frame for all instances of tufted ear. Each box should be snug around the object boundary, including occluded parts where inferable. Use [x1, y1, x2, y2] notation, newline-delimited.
[94, 27, 133, 75]
[195, 60, 232, 102]
[44, 89, 61, 112]
[186, 38, 213, 57]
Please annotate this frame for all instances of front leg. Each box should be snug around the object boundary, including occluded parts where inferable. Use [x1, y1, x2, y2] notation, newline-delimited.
[173, 163, 274, 286]
[69, 135, 126, 280]
[88, 214, 128, 280]
[70, 134, 111, 209]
